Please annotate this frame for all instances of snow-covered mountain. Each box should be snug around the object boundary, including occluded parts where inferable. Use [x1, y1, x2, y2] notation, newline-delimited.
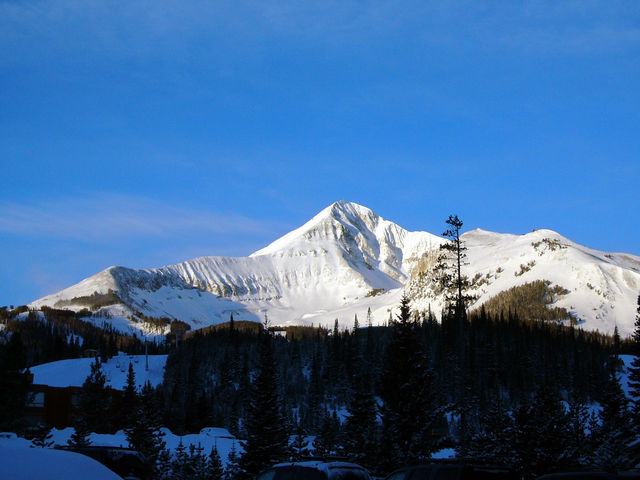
[30, 201, 640, 337]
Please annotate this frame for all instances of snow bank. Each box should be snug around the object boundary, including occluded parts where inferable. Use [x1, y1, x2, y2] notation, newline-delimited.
[0, 437, 122, 480]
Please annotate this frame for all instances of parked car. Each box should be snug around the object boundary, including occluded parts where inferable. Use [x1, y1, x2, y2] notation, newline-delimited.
[255, 460, 372, 480]
[384, 462, 519, 480]
[536, 473, 640, 479]
[55, 445, 153, 480]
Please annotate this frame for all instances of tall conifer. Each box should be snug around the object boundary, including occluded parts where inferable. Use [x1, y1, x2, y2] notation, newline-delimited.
[238, 328, 289, 479]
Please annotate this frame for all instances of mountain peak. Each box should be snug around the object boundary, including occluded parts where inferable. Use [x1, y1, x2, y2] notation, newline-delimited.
[250, 201, 382, 257]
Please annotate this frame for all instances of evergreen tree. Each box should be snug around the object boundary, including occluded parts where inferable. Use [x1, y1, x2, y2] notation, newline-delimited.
[172, 439, 189, 480]
[120, 362, 138, 430]
[156, 447, 173, 480]
[435, 215, 473, 321]
[78, 357, 112, 433]
[0, 331, 30, 432]
[207, 442, 224, 480]
[628, 294, 640, 434]
[290, 422, 310, 460]
[511, 384, 571, 476]
[343, 373, 378, 469]
[315, 408, 342, 457]
[457, 396, 515, 467]
[378, 296, 444, 470]
[189, 442, 209, 480]
[126, 381, 167, 475]
[224, 442, 242, 480]
[30, 423, 54, 448]
[590, 370, 634, 471]
[563, 396, 594, 468]
[68, 417, 92, 447]
[238, 329, 289, 479]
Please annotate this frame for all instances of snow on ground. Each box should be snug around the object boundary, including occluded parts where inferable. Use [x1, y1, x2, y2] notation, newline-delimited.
[0, 434, 122, 480]
[30, 353, 167, 390]
[47, 427, 241, 467]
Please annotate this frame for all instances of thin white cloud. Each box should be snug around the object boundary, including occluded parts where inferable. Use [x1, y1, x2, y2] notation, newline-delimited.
[0, 193, 290, 242]
[1, 0, 638, 66]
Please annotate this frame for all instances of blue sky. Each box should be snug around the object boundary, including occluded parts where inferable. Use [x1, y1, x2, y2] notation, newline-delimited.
[1, 0, 639, 306]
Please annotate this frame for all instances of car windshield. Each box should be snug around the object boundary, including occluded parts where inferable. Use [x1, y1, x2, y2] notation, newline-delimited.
[328, 467, 370, 480]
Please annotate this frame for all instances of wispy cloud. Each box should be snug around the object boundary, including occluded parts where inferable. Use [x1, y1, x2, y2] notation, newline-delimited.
[0, 193, 291, 242]
[1, 0, 638, 67]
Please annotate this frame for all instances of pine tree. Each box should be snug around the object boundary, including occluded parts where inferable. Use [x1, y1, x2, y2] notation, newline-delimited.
[353, 314, 359, 332]
[435, 215, 473, 322]
[628, 294, 640, 434]
[78, 357, 112, 433]
[238, 329, 289, 479]
[512, 383, 571, 476]
[563, 395, 594, 468]
[126, 381, 167, 476]
[172, 439, 189, 480]
[224, 442, 242, 480]
[343, 373, 378, 469]
[314, 408, 342, 457]
[0, 331, 30, 432]
[207, 442, 224, 480]
[290, 422, 309, 460]
[378, 295, 444, 470]
[457, 396, 515, 467]
[590, 370, 634, 471]
[120, 362, 138, 430]
[156, 447, 173, 480]
[189, 442, 209, 480]
[68, 417, 92, 447]
[30, 423, 54, 448]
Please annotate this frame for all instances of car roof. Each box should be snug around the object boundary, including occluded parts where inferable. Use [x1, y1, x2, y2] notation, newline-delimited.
[271, 461, 368, 473]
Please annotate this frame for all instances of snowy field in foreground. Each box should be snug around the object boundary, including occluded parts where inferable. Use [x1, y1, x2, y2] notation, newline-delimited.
[0, 435, 122, 480]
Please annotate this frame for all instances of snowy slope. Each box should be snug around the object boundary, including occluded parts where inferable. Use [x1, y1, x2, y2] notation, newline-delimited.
[29, 201, 640, 336]
[30, 354, 168, 390]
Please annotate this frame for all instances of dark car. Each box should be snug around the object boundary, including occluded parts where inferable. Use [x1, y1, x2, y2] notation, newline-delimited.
[256, 460, 372, 480]
[384, 463, 519, 480]
[536, 473, 640, 479]
[55, 445, 153, 480]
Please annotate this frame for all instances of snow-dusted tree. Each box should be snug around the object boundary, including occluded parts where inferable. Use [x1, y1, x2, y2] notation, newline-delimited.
[238, 329, 289, 479]
[224, 442, 241, 480]
[290, 422, 310, 461]
[30, 423, 54, 448]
